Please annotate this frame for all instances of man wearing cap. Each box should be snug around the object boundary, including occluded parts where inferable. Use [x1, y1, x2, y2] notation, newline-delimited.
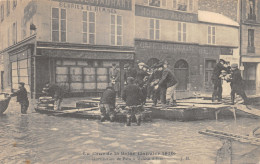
[10, 82, 29, 114]
[42, 82, 63, 110]
[123, 63, 137, 85]
[109, 63, 120, 97]
[229, 63, 249, 105]
[211, 59, 228, 102]
[122, 77, 144, 126]
[149, 63, 163, 106]
[99, 86, 116, 122]
[136, 62, 150, 104]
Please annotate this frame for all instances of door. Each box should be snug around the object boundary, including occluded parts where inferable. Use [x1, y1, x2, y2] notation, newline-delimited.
[1, 71, 3, 90]
[244, 63, 256, 90]
[205, 59, 216, 91]
[174, 60, 189, 90]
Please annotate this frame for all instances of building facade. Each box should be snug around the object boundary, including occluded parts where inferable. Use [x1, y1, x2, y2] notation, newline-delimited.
[134, 0, 239, 95]
[0, 0, 240, 98]
[199, 0, 260, 94]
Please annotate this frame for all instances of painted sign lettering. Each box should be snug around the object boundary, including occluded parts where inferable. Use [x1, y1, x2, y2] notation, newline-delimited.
[53, 0, 132, 10]
[135, 5, 197, 23]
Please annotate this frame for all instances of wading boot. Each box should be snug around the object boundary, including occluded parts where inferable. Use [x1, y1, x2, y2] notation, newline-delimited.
[100, 115, 106, 122]
[136, 116, 141, 126]
[109, 114, 115, 122]
[126, 116, 131, 126]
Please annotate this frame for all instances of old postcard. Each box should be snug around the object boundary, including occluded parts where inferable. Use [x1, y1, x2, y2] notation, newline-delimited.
[0, 0, 260, 163]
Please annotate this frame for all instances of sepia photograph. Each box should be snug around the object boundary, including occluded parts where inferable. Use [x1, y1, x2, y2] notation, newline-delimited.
[0, 0, 260, 163]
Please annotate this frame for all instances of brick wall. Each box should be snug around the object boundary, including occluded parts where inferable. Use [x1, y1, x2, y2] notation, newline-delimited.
[198, 0, 238, 21]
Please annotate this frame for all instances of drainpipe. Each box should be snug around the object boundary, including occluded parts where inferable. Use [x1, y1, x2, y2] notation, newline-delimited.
[239, 0, 243, 74]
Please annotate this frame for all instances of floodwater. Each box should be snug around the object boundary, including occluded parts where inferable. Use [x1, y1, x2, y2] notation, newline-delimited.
[0, 102, 260, 164]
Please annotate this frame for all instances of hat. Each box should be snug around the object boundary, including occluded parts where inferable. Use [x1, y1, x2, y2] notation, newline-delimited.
[219, 59, 226, 63]
[163, 60, 169, 65]
[112, 63, 116, 66]
[124, 63, 129, 68]
[18, 82, 25, 86]
[231, 63, 238, 68]
[127, 77, 135, 84]
[138, 62, 145, 66]
[156, 62, 164, 68]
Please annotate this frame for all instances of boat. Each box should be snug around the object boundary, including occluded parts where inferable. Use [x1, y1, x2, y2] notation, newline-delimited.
[199, 129, 260, 163]
[0, 93, 11, 115]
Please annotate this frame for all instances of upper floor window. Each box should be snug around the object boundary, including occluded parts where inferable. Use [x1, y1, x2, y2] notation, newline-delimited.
[111, 14, 122, 45]
[149, 19, 160, 40]
[178, 22, 186, 42]
[52, 8, 66, 42]
[0, 5, 4, 22]
[6, 0, 10, 16]
[248, 0, 256, 20]
[12, 22, 17, 44]
[82, 11, 96, 44]
[173, 0, 193, 11]
[149, 0, 166, 7]
[208, 26, 216, 45]
[248, 29, 254, 49]
[13, 0, 17, 9]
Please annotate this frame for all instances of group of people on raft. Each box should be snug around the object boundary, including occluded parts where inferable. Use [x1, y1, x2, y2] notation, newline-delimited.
[100, 60, 178, 126]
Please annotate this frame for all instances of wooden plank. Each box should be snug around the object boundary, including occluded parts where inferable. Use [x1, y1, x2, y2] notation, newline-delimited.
[235, 104, 260, 117]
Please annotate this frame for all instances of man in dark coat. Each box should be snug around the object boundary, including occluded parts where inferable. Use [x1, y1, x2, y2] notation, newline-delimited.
[122, 77, 144, 126]
[229, 64, 249, 105]
[11, 82, 29, 114]
[135, 62, 150, 104]
[109, 63, 120, 97]
[123, 64, 137, 85]
[42, 82, 63, 110]
[211, 59, 228, 102]
[148, 64, 163, 106]
[99, 87, 116, 122]
[162, 61, 178, 106]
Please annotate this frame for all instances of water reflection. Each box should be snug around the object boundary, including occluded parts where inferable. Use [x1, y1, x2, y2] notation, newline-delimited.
[0, 111, 259, 163]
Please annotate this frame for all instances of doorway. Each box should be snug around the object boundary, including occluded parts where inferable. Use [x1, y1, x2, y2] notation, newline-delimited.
[174, 60, 189, 90]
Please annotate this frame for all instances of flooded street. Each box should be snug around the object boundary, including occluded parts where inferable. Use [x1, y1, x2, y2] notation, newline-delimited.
[1, 103, 260, 164]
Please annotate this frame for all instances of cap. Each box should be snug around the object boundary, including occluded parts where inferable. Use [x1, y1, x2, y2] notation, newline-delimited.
[219, 59, 226, 63]
[124, 63, 129, 68]
[112, 63, 116, 66]
[156, 62, 164, 68]
[231, 63, 238, 68]
[163, 60, 169, 65]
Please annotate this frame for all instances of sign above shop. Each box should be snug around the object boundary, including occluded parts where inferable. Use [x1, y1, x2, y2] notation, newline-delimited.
[135, 5, 198, 23]
[53, 0, 132, 10]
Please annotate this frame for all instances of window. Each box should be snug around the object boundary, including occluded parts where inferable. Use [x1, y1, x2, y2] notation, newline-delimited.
[149, 19, 160, 40]
[248, 29, 255, 53]
[6, 0, 10, 16]
[173, 0, 193, 11]
[82, 11, 96, 44]
[52, 8, 66, 42]
[248, 0, 256, 20]
[178, 22, 186, 42]
[111, 14, 122, 45]
[149, 0, 166, 7]
[248, 29, 254, 47]
[13, 0, 17, 9]
[205, 60, 216, 83]
[12, 22, 17, 44]
[0, 5, 4, 22]
[208, 26, 216, 44]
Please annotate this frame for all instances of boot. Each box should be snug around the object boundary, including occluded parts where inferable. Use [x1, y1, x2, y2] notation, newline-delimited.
[136, 115, 141, 126]
[126, 115, 131, 126]
[109, 114, 115, 122]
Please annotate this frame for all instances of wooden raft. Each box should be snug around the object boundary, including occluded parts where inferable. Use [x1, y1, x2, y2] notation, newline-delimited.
[199, 129, 260, 146]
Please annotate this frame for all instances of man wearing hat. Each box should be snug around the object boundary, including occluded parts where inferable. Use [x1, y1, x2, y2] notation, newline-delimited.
[109, 63, 120, 97]
[122, 77, 144, 126]
[211, 59, 228, 102]
[229, 63, 249, 105]
[10, 82, 29, 114]
[136, 62, 150, 104]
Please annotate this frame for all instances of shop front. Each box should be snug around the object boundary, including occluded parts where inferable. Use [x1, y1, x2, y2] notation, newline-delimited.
[35, 42, 134, 97]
